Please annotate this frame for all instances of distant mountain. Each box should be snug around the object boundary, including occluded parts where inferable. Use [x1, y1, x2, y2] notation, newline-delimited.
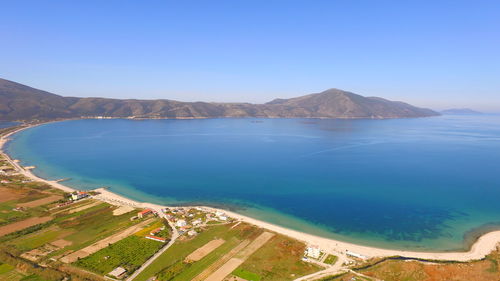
[0, 78, 439, 121]
[265, 89, 438, 118]
[441, 108, 483, 115]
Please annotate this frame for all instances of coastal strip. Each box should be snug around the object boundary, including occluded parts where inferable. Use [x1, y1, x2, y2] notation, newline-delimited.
[1, 122, 500, 264]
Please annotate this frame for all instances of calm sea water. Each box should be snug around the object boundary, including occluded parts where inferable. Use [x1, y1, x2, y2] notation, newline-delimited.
[0, 121, 20, 129]
[6, 116, 500, 251]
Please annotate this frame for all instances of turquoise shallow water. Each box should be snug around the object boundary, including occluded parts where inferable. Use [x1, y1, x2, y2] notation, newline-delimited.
[5, 116, 500, 251]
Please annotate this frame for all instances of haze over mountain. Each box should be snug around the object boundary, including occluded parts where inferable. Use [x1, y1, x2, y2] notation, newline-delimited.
[0, 78, 438, 121]
[441, 108, 483, 115]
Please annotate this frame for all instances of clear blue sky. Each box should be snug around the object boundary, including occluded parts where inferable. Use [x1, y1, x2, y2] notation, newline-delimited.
[1, 1, 499, 111]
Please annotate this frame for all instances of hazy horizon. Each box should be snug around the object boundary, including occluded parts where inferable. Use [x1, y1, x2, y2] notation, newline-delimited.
[1, 1, 499, 112]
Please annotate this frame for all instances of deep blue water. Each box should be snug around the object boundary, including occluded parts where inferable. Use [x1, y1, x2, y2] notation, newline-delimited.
[5, 116, 500, 251]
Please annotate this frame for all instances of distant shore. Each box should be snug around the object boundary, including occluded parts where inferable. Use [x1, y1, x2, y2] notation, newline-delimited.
[1, 121, 500, 262]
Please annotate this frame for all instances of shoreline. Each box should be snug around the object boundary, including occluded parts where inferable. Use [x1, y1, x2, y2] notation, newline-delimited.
[1, 122, 499, 262]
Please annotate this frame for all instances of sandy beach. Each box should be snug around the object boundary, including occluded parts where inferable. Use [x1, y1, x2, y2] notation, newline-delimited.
[1, 122, 500, 263]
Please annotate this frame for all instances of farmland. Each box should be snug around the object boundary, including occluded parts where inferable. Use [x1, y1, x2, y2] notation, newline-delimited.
[230, 233, 322, 281]
[133, 222, 322, 281]
[0, 155, 163, 280]
[75, 235, 164, 275]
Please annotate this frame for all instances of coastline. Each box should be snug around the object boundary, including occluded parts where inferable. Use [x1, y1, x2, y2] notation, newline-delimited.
[1, 122, 500, 262]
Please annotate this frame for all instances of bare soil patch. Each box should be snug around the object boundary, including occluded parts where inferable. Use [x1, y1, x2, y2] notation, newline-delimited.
[193, 240, 251, 281]
[68, 200, 102, 213]
[51, 239, 73, 248]
[0, 186, 24, 203]
[0, 216, 52, 236]
[20, 243, 59, 261]
[112, 205, 134, 216]
[204, 232, 275, 281]
[17, 195, 62, 208]
[185, 239, 226, 262]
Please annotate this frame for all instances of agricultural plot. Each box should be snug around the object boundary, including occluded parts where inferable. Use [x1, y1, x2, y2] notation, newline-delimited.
[0, 216, 52, 237]
[0, 263, 24, 281]
[185, 239, 225, 262]
[0, 200, 30, 226]
[17, 195, 63, 208]
[0, 263, 48, 281]
[1, 189, 141, 266]
[60, 218, 154, 263]
[231, 269, 262, 281]
[231, 233, 323, 281]
[12, 225, 73, 252]
[324, 254, 338, 265]
[0, 187, 25, 203]
[135, 223, 321, 281]
[0, 188, 54, 227]
[75, 235, 164, 276]
[51, 202, 139, 253]
[200, 232, 275, 281]
[133, 223, 262, 281]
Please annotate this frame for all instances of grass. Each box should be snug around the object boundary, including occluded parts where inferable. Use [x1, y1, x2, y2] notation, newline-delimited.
[15, 191, 48, 204]
[75, 235, 163, 275]
[5, 201, 140, 262]
[0, 263, 25, 281]
[172, 237, 242, 281]
[0, 201, 30, 226]
[324, 254, 338, 265]
[11, 226, 68, 251]
[0, 263, 15, 274]
[0, 195, 50, 227]
[232, 268, 262, 281]
[235, 234, 323, 281]
[156, 261, 190, 281]
[46, 203, 138, 256]
[134, 223, 261, 281]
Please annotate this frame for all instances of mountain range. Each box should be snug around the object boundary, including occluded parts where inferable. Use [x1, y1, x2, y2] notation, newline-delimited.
[0, 78, 439, 121]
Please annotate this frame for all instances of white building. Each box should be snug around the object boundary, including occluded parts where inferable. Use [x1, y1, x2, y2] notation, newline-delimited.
[305, 246, 321, 259]
[109, 267, 127, 278]
[71, 191, 89, 201]
[176, 219, 187, 227]
[346, 251, 367, 260]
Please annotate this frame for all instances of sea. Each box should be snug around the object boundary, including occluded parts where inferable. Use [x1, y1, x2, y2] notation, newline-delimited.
[5, 115, 500, 251]
[0, 121, 20, 129]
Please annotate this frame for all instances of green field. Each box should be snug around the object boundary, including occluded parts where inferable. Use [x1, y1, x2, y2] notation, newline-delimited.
[234, 234, 322, 281]
[134, 223, 262, 281]
[0, 201, 30, 226]
[233, 268, 262, 281]
[171, 236, 242, 281]
[133, 223, 321, 281]
[11, 226, 71, 251]
[75, 235, 163, 275]
[0, 263, 25, 281]
[0, 193, 53, 227]
[1, 195, 142, 268]
[324, 254, 338, 265]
